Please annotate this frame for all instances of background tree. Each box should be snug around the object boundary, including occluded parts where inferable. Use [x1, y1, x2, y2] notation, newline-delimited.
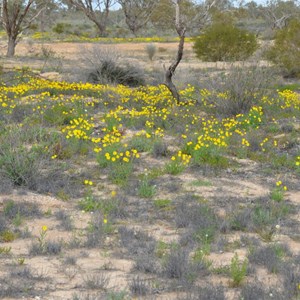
[34, 0, 58, 32]
[0, 0, 45, 57]
[117, 0, 157, 36]
[263, 0, 300, 30]
[66, 0, 116, 36]
[150, 0, 175, 32]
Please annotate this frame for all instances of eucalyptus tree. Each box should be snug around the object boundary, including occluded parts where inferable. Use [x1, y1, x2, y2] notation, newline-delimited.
[34, 0, 58, 31]
[65, 0, 116, 36]
[263, 0, 300, 30]
[117, 0, 157, 36]
[0, 0, 45, 57]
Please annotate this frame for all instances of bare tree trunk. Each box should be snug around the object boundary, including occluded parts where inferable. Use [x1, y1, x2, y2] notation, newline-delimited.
[165, 34, 185, 103]
[164, 0, 186, 103]
[95, 19, 107, 36]
[7, 36, 16, 57]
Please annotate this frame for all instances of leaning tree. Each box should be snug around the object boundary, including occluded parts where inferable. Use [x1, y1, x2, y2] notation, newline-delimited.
[66, 0, 116, 36]
[0, 0, 45, 57]
[165, 0, 218, 103]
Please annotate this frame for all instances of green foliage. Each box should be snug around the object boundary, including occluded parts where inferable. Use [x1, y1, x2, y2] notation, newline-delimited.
[192, 146, 229, 169]
[0, 137, 44, 187]
[0, 246, 11, 255]
[52, 23, 72, 34]
[108, 162, 133, 186]
[129, 135, 153, 152]
[138, 177, 156, 198]
[0, 230, 17, 242]
[193, 22, 258, 62]
[265, 19, 300, 77]
[106, 290, 128, 300]
[229, 253, 248, 287]
[153, 199, 172, 209]
[79, 191, 99, 212]
[190, 180, 212, 187]
[270, 187, 284, 202]
[164, 160, 185, 175]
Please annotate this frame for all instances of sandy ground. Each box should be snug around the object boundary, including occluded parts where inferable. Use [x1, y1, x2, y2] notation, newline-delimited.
[0, 40, 270, 74]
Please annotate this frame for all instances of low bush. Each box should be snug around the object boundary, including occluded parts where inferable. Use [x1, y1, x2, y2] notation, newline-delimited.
[145, 43, 156, 61]
[82, 46, 145, 87]
[199, 65, 275, 116]
[193, 22, 258, 62]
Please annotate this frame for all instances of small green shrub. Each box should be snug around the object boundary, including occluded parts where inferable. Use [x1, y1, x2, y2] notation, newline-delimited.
[265, 19, 300, 77]
[106, 290, 128, 300]
[52, 23, 72, 34]
[229, 253, 248, 287]
[138, 178, 156, 198]
[193, 22, 258, 62]
[109, 162, 133, 186]
[164, 160, 185, 175]
[270, 187, 285, 202]
[153, 199, 172, 209]
[192, 146, 229, 169]
[0, 230, 17, 242]
[0, 139, 45, 187]
[129, 135, 153, 152]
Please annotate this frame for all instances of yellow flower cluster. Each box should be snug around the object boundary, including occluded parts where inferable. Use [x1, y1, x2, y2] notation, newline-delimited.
[260, 137, 269, 152]
[278, 90, 300, 110]
[276, 180, 288, 191]
[84, 180, 93, 186]
[30, 32, 194, 44]
[171, 151, 191, 165]
[1, 73, 299, 188]
[104, 149, 140, 163]
[62, 117, 94, 140]
[241, 138, 250, 147]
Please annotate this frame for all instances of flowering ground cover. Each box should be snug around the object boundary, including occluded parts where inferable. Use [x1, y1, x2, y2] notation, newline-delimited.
[0, 69, 299, 299]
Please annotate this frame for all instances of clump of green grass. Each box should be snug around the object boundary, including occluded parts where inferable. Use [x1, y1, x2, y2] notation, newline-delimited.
[128, 135, 153, 152]
[189, 180, 212, 187]
[229, 253, 248, 287]
[153, 199, 172, 209]
[138, 177, 156, 198]
[0, 230, 17, 242]
[165, 160, 185, 175]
